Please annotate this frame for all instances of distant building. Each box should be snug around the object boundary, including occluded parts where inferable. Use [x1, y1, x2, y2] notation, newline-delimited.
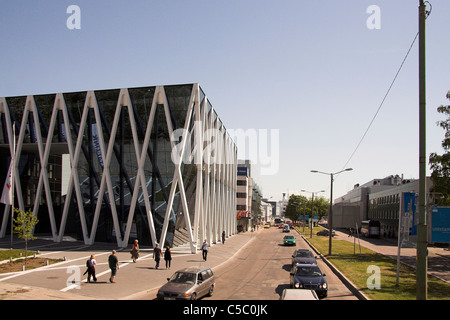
[333, 175, 434, 243]
[267, 200, 279, 217]
[280, 192, 288, 217]
[0, 83, 237, 252]
[260, 200, 273, 222]
[236, 160, 252, 232]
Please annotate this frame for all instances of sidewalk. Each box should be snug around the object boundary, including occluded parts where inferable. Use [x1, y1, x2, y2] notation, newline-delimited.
[0, 231, 258, 300]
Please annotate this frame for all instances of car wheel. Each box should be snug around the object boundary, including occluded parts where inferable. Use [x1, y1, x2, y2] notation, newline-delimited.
[190, 293, 197, 300]
[207, 285, 214, 297]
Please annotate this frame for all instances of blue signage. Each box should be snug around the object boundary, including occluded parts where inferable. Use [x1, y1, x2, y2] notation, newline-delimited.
[402, 192, 417, 236]
[237, 167, 248, 176]
[432, 207, 450, 243]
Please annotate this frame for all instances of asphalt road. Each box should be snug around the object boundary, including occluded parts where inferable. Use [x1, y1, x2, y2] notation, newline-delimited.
[141, 226, 358, 300]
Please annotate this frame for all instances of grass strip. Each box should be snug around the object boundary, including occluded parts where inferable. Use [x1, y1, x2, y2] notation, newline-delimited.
[295, 227, 450, 300]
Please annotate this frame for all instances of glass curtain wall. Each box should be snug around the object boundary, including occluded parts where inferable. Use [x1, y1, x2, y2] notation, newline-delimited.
[0, 84, 200, 247]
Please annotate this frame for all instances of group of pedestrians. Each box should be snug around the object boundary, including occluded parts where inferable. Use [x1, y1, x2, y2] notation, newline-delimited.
[84, 232, 227, 283]
[82, 239, 173, 284]
[151, 243, 173, 270]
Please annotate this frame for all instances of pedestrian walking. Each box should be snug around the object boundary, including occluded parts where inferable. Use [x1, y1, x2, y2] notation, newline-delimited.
[85, 254, 97, 283]
[108, 250, 119, 283]
[202, 240, 209, 261]
[153, 243, 162, 269]
[221, 231, 226, 244]
[164, 246, 172, 269]
[348, 228, 353, 237]
[130, 239, 139, 263]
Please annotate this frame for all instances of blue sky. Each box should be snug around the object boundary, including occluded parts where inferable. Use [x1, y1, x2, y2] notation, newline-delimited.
[1, 0, 449, 202]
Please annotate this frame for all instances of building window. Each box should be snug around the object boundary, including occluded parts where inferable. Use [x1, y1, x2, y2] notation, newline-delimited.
[237, 193, 246, 198]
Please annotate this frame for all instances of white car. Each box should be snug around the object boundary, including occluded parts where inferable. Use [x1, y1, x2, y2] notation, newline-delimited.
[280, 288, 319, 300]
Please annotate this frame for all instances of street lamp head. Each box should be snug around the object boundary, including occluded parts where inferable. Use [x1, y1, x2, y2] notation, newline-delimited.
[310, 170, 318, 173]
[345, 168, 353, 172]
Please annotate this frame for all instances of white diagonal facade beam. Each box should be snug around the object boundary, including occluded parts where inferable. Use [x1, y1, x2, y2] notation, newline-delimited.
[0, 84, 237, 253]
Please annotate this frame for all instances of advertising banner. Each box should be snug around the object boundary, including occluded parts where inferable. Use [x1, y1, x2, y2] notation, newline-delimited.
[236, 210, 251, 219]
[432, 207, 450, 243]
[400, 192, 417, 241]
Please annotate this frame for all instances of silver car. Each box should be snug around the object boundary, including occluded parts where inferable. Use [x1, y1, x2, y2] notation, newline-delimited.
[156, 267, 215, 300]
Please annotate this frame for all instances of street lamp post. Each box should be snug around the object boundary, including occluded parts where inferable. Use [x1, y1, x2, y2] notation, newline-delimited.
[301, 189, 325, 238]
[311, 168, 353, 255]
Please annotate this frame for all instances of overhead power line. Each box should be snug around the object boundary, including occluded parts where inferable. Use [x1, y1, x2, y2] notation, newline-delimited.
[341, 31, 420, 171]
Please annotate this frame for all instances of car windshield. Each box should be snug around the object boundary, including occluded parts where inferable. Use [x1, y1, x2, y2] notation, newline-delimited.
[295, 266, 322, 277]
[294, 251, 314, 258]
[285, 236, 294, 239]
[169, 272, 196, 284]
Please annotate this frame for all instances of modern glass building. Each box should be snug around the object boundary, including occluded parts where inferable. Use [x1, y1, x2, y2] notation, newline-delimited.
[0, 84, 237, 253]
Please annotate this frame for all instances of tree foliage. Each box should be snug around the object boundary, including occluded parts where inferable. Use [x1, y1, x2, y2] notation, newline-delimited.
[429, 91, 450, 205]
[13, 207, 39, 264]
[284, 194, 329, 222]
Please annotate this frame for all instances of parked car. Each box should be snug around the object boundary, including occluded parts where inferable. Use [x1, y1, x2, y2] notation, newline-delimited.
[291, 249, 317, 265]
[283, 224, 290, 233]
[290, 263, 328, 299]
[316, 228, 335, 237]
[156, 267, 215, 300]
[280, 288, 319, 300]
[283, 235, 296, 246]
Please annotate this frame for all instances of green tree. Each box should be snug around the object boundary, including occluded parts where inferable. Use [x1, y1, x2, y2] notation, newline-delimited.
[429, 91, 450, 205]
[13, 208, 39, 265]
[284, 194, 329, 222]
[285, 195, 305, 222]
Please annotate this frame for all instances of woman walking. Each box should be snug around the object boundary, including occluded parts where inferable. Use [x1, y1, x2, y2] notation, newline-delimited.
[164, 246, 172, 269]
[86, 254, 97, 283]
[130, 239, 139, 263]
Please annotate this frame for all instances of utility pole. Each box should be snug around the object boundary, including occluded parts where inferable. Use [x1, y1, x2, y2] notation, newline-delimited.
[417, 0, 428, 300]
[328, 173, 333, 255]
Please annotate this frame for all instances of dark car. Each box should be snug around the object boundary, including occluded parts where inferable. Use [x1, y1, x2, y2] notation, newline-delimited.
[317, 228, 335, 237]
[156, 267, 215, 300]
[289, 263, 328, 299]
[291, 249, 317, 265]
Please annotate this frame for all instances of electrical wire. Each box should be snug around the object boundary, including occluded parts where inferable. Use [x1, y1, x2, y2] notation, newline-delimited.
[341, 31, 420, 171]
